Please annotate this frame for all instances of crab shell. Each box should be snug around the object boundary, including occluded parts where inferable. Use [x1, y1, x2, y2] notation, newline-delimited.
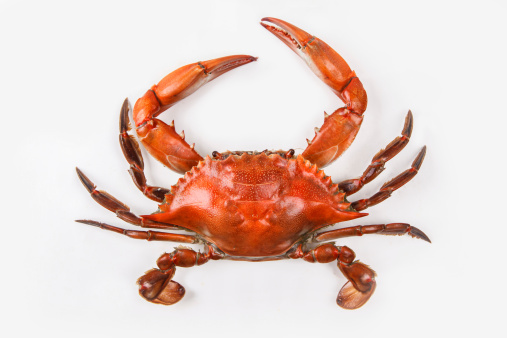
[144, 152, 367, 257]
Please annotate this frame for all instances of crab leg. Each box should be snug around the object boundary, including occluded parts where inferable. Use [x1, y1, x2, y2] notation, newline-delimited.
[133, 55, 257, 174]
[119, 98, 170, 202]
[338, 111, 413, 196]
[138, 246, 224, 305]
[350, 146, 427, 211]
[313, 222, 430, 243]
[75, 220, 198, 243]
[289, 243, 376, 309]
[261, 18, 367, 168]
[76, 167, 180, 230]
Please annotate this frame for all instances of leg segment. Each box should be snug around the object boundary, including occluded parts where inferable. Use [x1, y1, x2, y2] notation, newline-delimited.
[289, 243, 376, 309]
[119, 98, 170, 202]
[75, 220, 198, 243]
[351, 146, 426, 211]
[133, 55, 257, 174]
[261, 18, 367, 168]
[338, 111, 413, 195]
[76, 167, 180, 230]
[313, 223, 431, 243]
[137, 246, 224, 305]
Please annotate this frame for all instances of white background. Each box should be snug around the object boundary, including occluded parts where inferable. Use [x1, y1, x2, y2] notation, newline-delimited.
[1, 0, 505, 337]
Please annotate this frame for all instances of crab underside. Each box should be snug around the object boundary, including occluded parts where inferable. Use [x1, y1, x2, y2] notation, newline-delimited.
[77, 17, 429, 309]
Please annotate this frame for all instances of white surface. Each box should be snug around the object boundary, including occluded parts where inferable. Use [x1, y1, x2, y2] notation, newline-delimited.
[1, 0, 505, 337]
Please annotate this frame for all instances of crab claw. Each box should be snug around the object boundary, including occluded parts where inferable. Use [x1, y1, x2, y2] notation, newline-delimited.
[260, 17, 366, 113]
[261, 18, 368, 168]
[134, 55, 258, 127]
[133, 54, 257, 174]
[137, 268, 185, 305]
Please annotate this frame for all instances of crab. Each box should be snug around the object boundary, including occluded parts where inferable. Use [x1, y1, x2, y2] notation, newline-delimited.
[76, 17, 429, 309]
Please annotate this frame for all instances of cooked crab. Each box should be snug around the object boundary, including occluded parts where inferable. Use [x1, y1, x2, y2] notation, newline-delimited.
[77, 17, 428, 309]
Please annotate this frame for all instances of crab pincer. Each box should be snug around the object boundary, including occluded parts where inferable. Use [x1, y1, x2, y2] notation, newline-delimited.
[261, 17, 367, 168]
[133, 55, 257, 173]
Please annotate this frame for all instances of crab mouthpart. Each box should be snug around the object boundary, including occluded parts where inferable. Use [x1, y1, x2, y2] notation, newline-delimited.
[260, 17, 314, 56]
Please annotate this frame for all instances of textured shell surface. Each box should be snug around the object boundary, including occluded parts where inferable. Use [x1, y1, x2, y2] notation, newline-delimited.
[144, 153, 366, 256]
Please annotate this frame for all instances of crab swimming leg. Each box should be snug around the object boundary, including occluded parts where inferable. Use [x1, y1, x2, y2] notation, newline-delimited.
[138, 246, 224, 305]
[133, 55, 257, 174]
[289, 243, 376, 309]
[261, 18, 367, 168]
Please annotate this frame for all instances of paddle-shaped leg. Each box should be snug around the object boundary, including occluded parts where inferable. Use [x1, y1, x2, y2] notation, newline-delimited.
[138, 246, 224, 305]
[289, 243, 376, 309]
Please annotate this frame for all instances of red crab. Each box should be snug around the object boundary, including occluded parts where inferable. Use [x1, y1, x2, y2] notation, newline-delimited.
[77, 17, 429, 309]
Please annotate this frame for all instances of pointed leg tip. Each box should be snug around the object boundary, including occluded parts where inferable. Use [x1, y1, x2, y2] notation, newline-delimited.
[76, 168, 95, 193]
[403, 110, 414, 137]
[410, 226, 431, 243]
[419, 145, 427, 160]
[76, 166, 85, 176]
[121, 97, 130, 107]
[75, 219, 99, 227]
[120, 98, 133, 132]
[120, 98, 131, 117]
[412, 146, 427, 169]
